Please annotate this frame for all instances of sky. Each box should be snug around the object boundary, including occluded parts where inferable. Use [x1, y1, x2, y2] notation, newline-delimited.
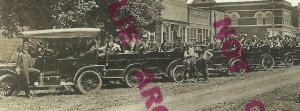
[187, 0, 299, 6]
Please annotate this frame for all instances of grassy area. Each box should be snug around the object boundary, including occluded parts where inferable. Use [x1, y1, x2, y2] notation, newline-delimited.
[0, 31, 21, 63]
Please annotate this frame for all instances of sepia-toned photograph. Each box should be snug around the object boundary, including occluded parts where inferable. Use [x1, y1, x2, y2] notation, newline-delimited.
[0, 0, 299, 111]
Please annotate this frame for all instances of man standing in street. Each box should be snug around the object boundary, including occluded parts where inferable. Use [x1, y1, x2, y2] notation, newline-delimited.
[199, 45, 213, 82]
[15, 42, 40, 98]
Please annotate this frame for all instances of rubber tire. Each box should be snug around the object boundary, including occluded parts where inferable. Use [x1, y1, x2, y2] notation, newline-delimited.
[76, 71, 102, 95]
[228, 59, 246, 75]
[122, 68, 142, 88]
[261, 55, 275, 71]
[0, 74, 20, 97]
[171, 65, 185, 83]
[284, 54, 294, 67]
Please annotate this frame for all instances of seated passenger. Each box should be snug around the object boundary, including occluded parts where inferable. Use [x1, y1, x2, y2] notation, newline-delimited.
[57, 40, 73, 58]
[172, 37, 185, 51]
[251, 35, 260, 47]
[160, 35, 172, 51]
[110, 42, 121, 54]
[132, 35, 147, 54]
[98, 35, 114, 57]
[146, 35, 158, 52]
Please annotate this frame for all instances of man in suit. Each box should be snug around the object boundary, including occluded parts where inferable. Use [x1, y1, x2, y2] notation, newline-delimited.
[132, 34, 147, 54]
[15, 42, 40, 98]
[146, 35, 158, 52]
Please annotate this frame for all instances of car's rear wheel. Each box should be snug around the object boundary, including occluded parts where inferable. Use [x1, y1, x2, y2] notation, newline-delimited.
[123, 68, 141, 88]
[261, 55, 275, 71]
[76, 71, 102, 94]
[172, 65, 185, 83]
[0, 74, 20, 97]
[284, 54, 294, 67]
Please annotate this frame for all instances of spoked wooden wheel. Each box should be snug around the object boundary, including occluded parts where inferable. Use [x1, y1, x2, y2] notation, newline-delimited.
[123, 68, 142, 88]
[77, 71, 102, 94]
[261, 55, 275, 71]
[0, 74, 20, 97]
[228, 59, 246, 75]
[284, 54, 294, 67]
[172, 65, 185, 83]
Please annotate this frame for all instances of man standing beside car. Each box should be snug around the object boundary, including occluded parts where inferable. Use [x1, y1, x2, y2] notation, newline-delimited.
[184, 43, 199, 82]
[15, 42, 40, 98]
[199, 45, 213, 82]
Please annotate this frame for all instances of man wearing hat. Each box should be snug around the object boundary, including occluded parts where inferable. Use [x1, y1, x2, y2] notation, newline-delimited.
[251, 35, 260, 47]
[184, 42, 199, 82]
[198, 44, 213, 82]
[15, 42, 40, 98]
[146, 35, 158, 52]
[173, 37, 184, 51]
[132, 34, 147, 54]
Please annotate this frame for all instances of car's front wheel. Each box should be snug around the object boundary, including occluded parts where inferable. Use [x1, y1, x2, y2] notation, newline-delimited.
[261, 55, 275, 71]
[172, 65, 185, 83]
[0, 74, 20, 97]
[228, 59, 246, 75]
[76, 71, 102, 94]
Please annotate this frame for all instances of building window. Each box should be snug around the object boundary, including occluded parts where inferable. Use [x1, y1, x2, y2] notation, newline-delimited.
[257, 13, 264, 25]
[230, 12, 239, 26]
[265, 13, 272, 25]
[197, 28, 202, 42]
[189, 28, 196, 42]
[288, 14, 291, 26]
[284, 14, 287, 26]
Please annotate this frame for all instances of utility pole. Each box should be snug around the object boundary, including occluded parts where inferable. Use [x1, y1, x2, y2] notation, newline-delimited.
[271, 0, 275, 37]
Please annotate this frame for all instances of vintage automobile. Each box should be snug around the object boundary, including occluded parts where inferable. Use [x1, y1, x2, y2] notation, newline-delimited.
[0, 28, 143, 97]
[195, 45, 246, 75]
[242, 46, 275, 70]
[293, 45, 300, 64]
[170, 45, 246, 83]
[141, 48, 184, 81]
[269, 47, 295, 67]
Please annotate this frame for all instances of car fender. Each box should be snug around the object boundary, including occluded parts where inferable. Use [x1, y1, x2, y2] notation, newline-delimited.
[73, 65, 105, 83]
[284, 52, 294, 57]
[123, 63, 144, 76]
[0, 69, 22, 81]
[259, 53, 271, 59]
[258, 54, 273, 62]
[228, 57, 240, 66]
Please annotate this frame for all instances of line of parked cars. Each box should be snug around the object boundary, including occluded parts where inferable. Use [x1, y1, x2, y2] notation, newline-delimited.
[0, 28, 299, 97]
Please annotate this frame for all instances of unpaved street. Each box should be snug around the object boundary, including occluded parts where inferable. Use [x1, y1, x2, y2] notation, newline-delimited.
[0, 66, 300, 111]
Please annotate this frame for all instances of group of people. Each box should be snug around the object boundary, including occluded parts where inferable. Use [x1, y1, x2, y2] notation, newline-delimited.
[79, 33, 213, 82]
[18, 32, 299, 98]
[209, 33, 300, 51]
[80, 34, 170, 58]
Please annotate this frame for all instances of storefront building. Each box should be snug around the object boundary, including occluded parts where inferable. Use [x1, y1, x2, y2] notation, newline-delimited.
[190, 0, 300, 39]
[155, 0, 189, 43]
[187, 7, 212, 44]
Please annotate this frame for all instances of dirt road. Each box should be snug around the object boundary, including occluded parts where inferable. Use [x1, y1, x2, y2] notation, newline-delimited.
[0, 66, 299, 111]
[104, 66, 300, 111]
